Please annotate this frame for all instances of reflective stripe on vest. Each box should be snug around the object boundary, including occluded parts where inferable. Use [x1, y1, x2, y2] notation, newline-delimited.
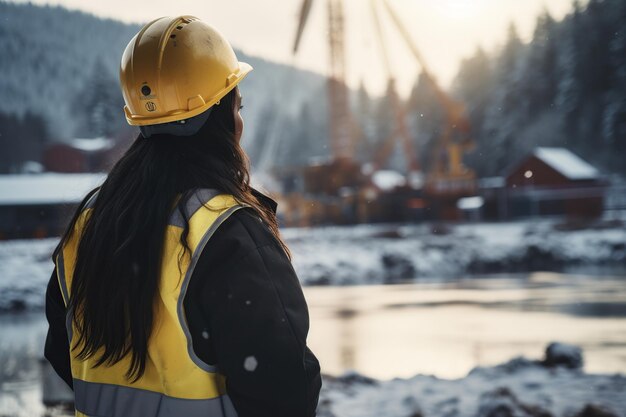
[55, 189, 247, 417]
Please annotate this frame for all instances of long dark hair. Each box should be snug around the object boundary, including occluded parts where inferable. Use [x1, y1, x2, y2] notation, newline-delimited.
[52, 86, 290, 381]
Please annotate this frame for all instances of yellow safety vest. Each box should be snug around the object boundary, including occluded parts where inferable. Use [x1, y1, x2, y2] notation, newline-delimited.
[55, 188, 248, 417]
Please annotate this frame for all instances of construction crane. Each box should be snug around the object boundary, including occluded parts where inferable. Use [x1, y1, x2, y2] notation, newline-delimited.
[377, 0, 475, 196]
[290, 0, 476, 222]
[293, 0, 358, 161]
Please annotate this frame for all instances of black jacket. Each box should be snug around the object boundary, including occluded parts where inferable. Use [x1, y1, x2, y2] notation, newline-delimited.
[44, 188, 322, 417]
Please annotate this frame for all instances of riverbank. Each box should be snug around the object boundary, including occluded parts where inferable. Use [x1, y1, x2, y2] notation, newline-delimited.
[4, 342, 623, 417]
[316, 343, 626, 417]
[284, 219, 626, 286]
[1, 219, 625, 311]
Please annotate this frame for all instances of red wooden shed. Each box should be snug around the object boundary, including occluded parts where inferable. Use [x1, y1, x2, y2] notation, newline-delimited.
[504, 147, 606, 219]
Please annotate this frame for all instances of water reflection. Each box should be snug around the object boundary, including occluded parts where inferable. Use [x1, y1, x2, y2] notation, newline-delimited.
[303, 272, 626, 380]
[336, 304, 357, 371]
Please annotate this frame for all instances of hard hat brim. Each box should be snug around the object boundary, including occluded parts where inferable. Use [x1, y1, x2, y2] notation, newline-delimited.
[124, 61, 253, 127]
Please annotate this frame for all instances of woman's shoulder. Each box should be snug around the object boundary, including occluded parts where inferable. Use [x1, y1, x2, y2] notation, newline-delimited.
[216, 206, 277, 250]
[183, 207, 281, 301]
[182, 186, 287, 292]
[197, 186, 279, 252]
[191, 204, 276, 271]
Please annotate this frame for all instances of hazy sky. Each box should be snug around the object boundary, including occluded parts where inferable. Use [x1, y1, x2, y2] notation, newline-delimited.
[13, 0, 577, 96]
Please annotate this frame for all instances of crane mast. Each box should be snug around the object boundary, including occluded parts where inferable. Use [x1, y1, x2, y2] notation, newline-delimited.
[327, 0, 356, 159]
[294, 0, 357, 161]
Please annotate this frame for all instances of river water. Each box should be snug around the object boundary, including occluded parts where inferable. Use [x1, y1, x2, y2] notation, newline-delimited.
[305, 272, 626, 380]
[1, 272, 626, 415]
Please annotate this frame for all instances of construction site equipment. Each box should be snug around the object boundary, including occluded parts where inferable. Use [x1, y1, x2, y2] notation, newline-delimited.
[287, 0, 476, 224]
[291, 0, 368, 226]
[119, 15, 252, 127]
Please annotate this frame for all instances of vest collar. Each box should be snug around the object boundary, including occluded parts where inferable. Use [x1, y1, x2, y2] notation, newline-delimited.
[250, 187, 278, 214]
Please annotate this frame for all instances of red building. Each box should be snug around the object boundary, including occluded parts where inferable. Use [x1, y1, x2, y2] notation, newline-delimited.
[43, 137, 132, 173]
[503, 147, 606, 219]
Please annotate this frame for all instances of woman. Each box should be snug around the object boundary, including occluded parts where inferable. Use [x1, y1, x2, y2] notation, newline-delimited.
[44, 15, 322, 417]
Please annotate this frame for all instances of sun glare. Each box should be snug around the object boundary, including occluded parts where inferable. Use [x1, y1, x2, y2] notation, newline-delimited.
[434, 0, 483, 19]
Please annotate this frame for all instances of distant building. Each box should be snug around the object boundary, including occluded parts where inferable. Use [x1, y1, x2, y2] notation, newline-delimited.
[503, 147, 606, 219]
[477, 176, 506, 220]
[0, 173, 105, 239]
[43, 137, 127, 173]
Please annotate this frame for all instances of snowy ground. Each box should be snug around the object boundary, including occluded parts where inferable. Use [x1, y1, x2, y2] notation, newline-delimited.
[0, 220, 625, 311]
[0, 238, 58, 312]
[317, 345, 626, 417]
[284, 219, 626, 285]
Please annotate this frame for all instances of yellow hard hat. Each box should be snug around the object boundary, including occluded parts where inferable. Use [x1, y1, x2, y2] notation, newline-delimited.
[119, 15, 252, 127]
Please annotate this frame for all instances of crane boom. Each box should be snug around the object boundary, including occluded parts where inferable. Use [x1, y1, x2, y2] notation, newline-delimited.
[381, 0, 463, 120]
[369, 0, 419, 173]
[293, 0, 314, 53]
[380, 0, 474, 190]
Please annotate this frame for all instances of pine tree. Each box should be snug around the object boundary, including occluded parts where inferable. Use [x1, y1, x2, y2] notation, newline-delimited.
[71, 57, 126, 138]
[480, 23, 526, 175]
[602, 0, 626, 171]
[523, 11, 558, 115]
[353, 81, 376, 164]
[406, 72, 446, 173]
[453, 46, 492, 154]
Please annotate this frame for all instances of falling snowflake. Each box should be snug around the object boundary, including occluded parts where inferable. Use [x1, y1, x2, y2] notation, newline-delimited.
[243, 356, 258, 372]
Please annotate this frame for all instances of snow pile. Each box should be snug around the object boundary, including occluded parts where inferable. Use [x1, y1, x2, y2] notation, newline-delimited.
[318, 343, 625, 417]
[371, 170, 407, 191]
[68, 137, 114, 152]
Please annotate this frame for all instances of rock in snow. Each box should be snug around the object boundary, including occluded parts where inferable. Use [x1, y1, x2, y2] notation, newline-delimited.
[543, 342, 583, 369]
